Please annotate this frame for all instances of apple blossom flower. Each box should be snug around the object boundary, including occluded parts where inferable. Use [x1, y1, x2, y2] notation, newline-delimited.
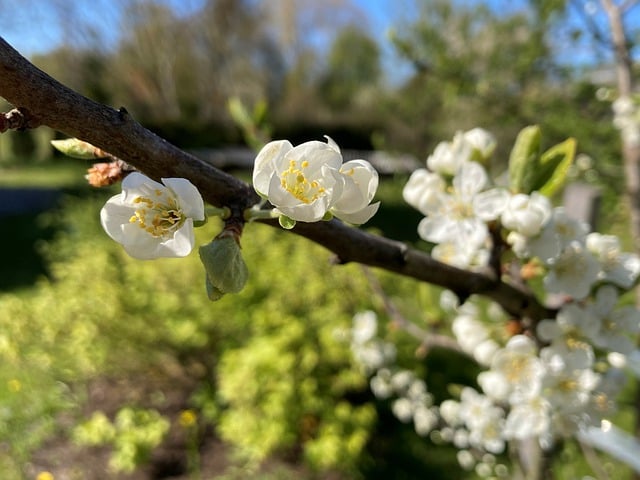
[537, 303, 600, 346]
[541, 336, 595, 372]
[501, 192, 552, 237]
[426, 128, 496, 175]
[587, 233, 640, 288]
[253, 138, 343, 222]
[331, 159, 380, 224]
[414, 405, 438, 436]
[589, 285, 640, 354]
[252, 137, 379, 224]
[452, 314, 490, 355]
[549, 208, 590, 251]
[427, 137, 470, 176]
[402, 169, 446, 216]
[503, 395, 551, 440]
[457, 387, 506, 454]
[350, 311, 396, 372]
[478, 335, 545, 403]
[439, 399, 462, 427]
[370, 369, 393, 399]
[431, 241, 490, 269]
[416, 162, 508, 255]
[544, 241, 600, 300]
[507, 207, 589, 263]
[463, 128, 497, 160]
[540, 351, 600, 413]
[100, 172, 204, 259]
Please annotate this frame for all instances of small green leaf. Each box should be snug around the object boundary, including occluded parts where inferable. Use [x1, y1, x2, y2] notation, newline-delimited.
[508, 125, 541, 193]
[205, 275, 225, 301]
[227, 97, 251, 128]
[51, 138, 104, 159]
[199, 236, 249, 301]
[278, 215, 296, 230]
[536, 138, 577, 197]
[253, 99, 268, 124]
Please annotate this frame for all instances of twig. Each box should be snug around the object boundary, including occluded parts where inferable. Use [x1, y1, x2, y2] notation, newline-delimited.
[361, 266, 465, 355]
[579, 439, 612, 480]
[0, 107, 39, 132]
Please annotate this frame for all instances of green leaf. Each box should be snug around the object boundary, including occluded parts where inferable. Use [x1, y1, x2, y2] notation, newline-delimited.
[253, 99, 268, 124]
[535, 138, 576, 197]
[51, 138, 104, 159]
[508, 125, 541, 193]
[278, 215, 296, 230]
[205, 275, 225, 301]
[199, 236, 249, 301]
[227, 97, 251, 127]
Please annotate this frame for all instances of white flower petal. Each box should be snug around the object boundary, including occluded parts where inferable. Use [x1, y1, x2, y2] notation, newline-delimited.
[163, 177, 205, 220]
[252, 140, 292, 196]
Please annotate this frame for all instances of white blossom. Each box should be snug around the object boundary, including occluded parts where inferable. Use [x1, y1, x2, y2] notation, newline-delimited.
[481, 335, 544, 403]
[458, 387, 505, 453]
[426, 128, 496, 175]
[504, 395, 551, 440]
[537, 303, 600, 345]
[331, 159, 381, 224]
[463, 128, 497, 160]
[370, 369, 393, 399]
[402, 169, 446, 216]
[452, 314, 489, 354]
[414, 405, 438, 436]
[392, 398, 414, 422]
[540, 337, 594, 372]
[501, 192, 552, 237]
[587, 233, 640, 288]
[252, 137, 378, 224]
[431, 241, 490, 269]
[417, 162, 507, 256]
[544, 241, 600, 300]
[589, 285, 640, 354]
[439, 399, 462, 427]
[352, 310, 378, 345]
[100, 172, 205, 259]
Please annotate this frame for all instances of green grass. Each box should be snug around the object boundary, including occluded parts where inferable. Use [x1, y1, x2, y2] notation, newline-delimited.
[0, 158, 88, 188]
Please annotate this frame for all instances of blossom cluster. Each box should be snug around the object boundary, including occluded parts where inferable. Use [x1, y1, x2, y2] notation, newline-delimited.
[99, 137, 380, 261]
[253, 137, 379, 224]
[351, 128, 640, 474]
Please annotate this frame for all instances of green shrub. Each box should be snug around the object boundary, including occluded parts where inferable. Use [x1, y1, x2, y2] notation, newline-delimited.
[0, 193, 382, 475]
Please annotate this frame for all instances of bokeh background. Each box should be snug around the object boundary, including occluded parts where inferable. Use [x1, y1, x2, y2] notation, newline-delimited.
[0, 0, 639, 478]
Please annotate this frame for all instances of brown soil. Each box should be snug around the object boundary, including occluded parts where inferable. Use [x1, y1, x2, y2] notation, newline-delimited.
[26, 368, 341, 480]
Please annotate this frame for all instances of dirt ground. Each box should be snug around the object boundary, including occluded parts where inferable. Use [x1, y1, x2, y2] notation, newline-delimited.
[26, 370, 339, 480]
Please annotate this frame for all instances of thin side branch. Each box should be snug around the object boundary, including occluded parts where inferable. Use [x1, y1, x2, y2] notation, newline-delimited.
[361, 266, 465, 355]
[0, 36, 554, 323]
[0, 107, 40, 132]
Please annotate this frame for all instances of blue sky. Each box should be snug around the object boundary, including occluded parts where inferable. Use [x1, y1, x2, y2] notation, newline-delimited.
[1, 0, 637, 64]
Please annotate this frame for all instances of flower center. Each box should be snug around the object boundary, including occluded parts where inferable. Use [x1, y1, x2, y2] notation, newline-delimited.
[280, 159, 325, 204]
[129, 189, 185, 237]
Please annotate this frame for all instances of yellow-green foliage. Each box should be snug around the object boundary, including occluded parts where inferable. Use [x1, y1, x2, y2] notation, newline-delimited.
[0, 194, 379, 475]
[73, 407, 170, 473]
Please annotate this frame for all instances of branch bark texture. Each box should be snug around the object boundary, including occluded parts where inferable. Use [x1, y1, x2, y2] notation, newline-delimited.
[0, 36, 553, 323]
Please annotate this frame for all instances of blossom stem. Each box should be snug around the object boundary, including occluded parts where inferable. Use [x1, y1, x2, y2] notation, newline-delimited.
[206, 206, 231, 219]
[244, 207, 280, 222]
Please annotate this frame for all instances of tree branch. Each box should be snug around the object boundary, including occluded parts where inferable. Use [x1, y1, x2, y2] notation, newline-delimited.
[0, 36, 554, 323]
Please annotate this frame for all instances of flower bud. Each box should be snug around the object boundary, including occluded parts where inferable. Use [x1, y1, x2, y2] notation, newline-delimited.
[199, 235, 249, 301]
